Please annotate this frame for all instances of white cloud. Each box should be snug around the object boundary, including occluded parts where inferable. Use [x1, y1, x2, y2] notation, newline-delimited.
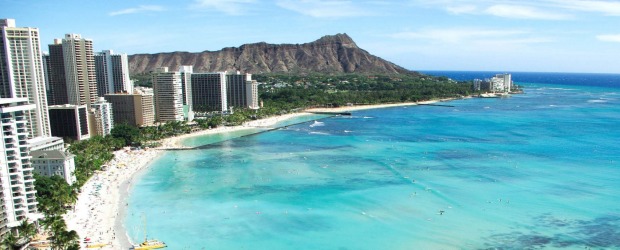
[391, 28, 528, 44]
[597, 34, 620, 42]
[550, 0, 620, 16]
[192, 0, 256, 16]
[276, 0, 373, 18]
[485, 4, 571, 20]
[109, 5, 165, 16]
[417, 0, 620, 17]
[446, 5, 478, 15]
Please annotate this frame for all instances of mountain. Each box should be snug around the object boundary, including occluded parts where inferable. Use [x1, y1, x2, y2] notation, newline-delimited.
[128, 33, 414, 75]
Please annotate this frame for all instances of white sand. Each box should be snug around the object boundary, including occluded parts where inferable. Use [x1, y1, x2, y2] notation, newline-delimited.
[62, 100, 457, 249]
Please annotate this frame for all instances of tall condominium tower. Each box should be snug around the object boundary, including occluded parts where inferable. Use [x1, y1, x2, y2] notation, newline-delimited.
[0, 98, 40, 237]
[179, 65, 193, 107]
[495, 73, 512, 92]
[44, 39, 68, 105]
[0, 19, 51, 138]
[191, 72, 227, 112]
[60, 34, 98, 107]
[178, 66, 194, 121]
[104, 87, 154, 127]
[152, 67, 184, 122]
[94, 50, 132, 96]
[89, 97, 113, 136]
[226, 72, 259, 110]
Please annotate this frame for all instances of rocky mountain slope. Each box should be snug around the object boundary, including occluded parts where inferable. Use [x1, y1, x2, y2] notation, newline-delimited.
[128, 33, 414, 75]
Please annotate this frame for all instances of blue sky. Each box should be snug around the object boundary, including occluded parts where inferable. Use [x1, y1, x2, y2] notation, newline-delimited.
[2, 0, 620, 73]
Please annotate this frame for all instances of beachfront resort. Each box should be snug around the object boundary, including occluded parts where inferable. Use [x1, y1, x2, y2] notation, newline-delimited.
[0, 18, 481, 249]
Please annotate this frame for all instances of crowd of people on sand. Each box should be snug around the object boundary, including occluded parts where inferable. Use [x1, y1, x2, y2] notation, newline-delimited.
[60, 102, 443, 249]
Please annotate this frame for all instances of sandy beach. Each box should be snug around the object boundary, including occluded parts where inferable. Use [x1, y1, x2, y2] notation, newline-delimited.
[62, 100, 452, 249]
[63, 112, 316, 249]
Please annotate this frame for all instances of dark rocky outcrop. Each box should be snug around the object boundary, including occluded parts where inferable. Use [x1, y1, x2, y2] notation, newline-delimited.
[128, 33, 413, 75]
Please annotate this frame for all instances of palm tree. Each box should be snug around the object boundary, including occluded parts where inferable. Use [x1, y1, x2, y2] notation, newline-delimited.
[16, 220, 37, 240]
[1, 232, 18, 250]
[40, 215, 65, 235]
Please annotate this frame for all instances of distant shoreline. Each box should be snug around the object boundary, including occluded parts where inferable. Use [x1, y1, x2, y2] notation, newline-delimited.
[64, 97, 461, 249]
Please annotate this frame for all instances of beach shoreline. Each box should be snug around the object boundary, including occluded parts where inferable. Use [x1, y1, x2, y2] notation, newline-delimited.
[63, 99, 454, 249]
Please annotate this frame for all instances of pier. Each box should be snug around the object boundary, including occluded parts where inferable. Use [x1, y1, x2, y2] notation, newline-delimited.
[418, 103, 455, 108]
[308, 111, 352, 115]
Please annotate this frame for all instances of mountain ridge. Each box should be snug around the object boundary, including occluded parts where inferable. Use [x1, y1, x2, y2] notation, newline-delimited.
[128, 33, 415, 75]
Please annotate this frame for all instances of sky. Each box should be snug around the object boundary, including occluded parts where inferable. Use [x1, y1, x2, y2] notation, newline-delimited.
[2, 0, 620, 74]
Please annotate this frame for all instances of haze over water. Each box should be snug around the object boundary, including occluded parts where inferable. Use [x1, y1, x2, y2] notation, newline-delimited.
[126, 72, 620, 249]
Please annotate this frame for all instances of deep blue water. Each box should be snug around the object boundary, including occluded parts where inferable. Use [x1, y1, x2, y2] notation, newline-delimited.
[422, 70, 620, 89]
[126, 72, 620, 249]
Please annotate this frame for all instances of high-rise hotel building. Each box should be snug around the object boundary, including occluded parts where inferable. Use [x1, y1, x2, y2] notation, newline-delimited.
[152, 67, 184, 122]
[191, 72, 227, 112]
[44, 40, 68, 105]
[48, 104, 90, 141]
[45, 34, 103, 138]
[0, 19, 51, 138]
[0, 98, 40, 236]
[226, 72, 259, 110]
[178, 66, 194, 121]
[89, 97, 113, 136]
[105, 87, 155, 127]
[179, 66, 193, 108]
[59, 34, 98, 107]
[94, 50, 132, 96]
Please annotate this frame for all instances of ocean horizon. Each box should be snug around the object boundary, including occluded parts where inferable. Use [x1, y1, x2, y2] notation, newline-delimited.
[125, 71, 620, 249]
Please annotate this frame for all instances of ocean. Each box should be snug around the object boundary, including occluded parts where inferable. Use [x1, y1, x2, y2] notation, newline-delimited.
[125, 72, 620, 249]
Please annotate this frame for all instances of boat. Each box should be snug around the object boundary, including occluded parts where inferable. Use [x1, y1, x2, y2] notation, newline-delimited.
[132, 215, 167, 249]
[86, 242, 108, 248]
[132, 239, 166, 249]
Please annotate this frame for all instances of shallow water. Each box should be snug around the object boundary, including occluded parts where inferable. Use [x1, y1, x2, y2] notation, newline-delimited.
[126, 77, 620, 249]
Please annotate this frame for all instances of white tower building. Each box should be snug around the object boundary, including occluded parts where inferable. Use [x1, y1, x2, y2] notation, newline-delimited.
[94, 50, 133, 96]
[0, 19, 51, 138]
[0, 98, 41, 237]
[89, 97, 113, 136]
[152, 67, 184, 122]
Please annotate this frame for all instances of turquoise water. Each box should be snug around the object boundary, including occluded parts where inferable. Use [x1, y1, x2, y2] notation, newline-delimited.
[126, 78, 620, 249]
